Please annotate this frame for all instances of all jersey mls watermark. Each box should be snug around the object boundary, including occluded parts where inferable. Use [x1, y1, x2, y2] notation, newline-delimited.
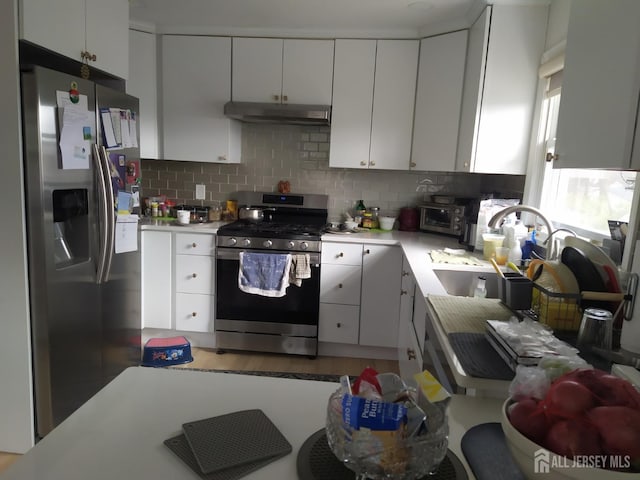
[534, 449, 631, 473]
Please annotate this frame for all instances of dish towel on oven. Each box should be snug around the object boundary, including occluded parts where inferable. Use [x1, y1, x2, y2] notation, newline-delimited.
[238, 252, 292, 297]
[289, 253, 311, 287]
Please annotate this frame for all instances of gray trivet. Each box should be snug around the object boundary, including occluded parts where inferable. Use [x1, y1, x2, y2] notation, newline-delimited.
[448, 333, 515, 380]
[165, 433, 289, 480]
[461, 423, 525, 480]
[182, 409, 292, 474]
[296, 428, 468, 480]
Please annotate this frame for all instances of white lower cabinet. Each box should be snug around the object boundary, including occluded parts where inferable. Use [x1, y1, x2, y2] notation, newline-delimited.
[320, 242, 402, 349]
[397, 256, 425, 379]
[318, 303, 360, 344]
[141, 230, 172, 329]
[175, 293, 214, 333]
[360, 245, 402, 348]
[142, 230, 216, 333]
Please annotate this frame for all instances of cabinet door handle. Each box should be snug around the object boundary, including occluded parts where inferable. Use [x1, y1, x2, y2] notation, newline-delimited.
[273, 94, 280, 102]
[401, 290, 408, 295]
[410, 162, 416, 167]
[81, 50, 97, 62]
[192, 312, 197, 317]
[402, 270, 410, 276]
[370, 161, 375, 166]
[218, 155, 227, 161]
[338, 283, 343, 288]
[360, 161, 367, 166]
[337, 252, 344, 257]
[364, 249, 371, 255]
[336, 322, 341, 328]
[192, 273, 197, 278]
[282, 95, 288, 103]
[192, 243, 197, 248]
[407, 348, 416, 360]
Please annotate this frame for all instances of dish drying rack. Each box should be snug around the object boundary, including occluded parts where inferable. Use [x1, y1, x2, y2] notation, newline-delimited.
[525, 283, 629, 332]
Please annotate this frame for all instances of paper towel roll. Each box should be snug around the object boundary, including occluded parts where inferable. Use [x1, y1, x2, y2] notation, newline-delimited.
[621, 240, 640, 355]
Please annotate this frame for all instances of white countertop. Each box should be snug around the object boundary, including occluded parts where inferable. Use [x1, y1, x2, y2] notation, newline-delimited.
[2, 367, 505, 480]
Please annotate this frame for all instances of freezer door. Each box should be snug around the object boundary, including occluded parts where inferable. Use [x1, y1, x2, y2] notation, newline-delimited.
[21, 66, 104, 437]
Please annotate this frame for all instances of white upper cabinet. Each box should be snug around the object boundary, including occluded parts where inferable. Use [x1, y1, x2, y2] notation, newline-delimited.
[232, 38, 334, 104]
[128, 30, 158, 159]
[555, 0, 640, 170]
[330, 39, 419, 170]
[161, 35, 241, 163]
[456, 5, 547, 174]
[20, 0, 129, 79]
[370, 40, 420, 170]
[411, 30, 468, 171]
[282, 39, 334, 105]
[329, 39, 376, 169]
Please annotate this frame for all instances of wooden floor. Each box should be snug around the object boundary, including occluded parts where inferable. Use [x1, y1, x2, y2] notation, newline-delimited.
[0, 349, 399, 474]
[174, 347, 400, 376]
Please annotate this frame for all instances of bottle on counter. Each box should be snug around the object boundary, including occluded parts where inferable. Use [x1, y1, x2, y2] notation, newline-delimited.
[354, 199, 366, 226]
[508, 236, 523, 265]
[473, 276, 487, 298]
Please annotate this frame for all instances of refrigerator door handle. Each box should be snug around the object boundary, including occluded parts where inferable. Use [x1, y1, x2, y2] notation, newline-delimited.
[99, 146, 116, 283]
[93, 144, 110, 284]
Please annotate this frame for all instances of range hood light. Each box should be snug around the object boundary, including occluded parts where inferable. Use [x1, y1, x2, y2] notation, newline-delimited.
[223, 101, 331, 126]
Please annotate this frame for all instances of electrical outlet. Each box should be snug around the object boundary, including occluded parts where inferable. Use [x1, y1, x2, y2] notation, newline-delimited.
[195, 184, 206, 200]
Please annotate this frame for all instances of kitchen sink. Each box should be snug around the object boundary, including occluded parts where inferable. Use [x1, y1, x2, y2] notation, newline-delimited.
[433, 269, 499, 298]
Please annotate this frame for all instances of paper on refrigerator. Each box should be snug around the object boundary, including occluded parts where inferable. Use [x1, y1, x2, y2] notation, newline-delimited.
[56, 91, 92, 169]
[115, 214, 139, 254]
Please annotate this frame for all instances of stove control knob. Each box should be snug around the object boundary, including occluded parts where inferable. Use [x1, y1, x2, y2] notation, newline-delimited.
[300, 242, 309, 251]
[242, 238, 251, 247]
[287, 241, 295, 249]
[227, 237, 237, 246]
[263, 240, 273, 248]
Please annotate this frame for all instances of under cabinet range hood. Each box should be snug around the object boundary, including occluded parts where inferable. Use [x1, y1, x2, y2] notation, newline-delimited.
[223, 101, 331, 125]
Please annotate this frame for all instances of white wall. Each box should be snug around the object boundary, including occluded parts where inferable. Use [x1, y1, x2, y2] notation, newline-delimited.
[0, 0, 36, 453]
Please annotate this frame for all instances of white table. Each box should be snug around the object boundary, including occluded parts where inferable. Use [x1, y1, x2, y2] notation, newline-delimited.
[3, 367, 504, 480]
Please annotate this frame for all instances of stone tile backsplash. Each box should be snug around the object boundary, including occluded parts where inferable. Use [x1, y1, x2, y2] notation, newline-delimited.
[140, 124, 524, 220]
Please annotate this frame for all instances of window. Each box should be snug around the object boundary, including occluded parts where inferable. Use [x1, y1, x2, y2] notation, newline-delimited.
[532, 75, 636, 240]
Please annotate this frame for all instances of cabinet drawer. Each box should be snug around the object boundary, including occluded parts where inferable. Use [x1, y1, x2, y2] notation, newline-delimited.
[320, 264, 361, 305]
[175, 293, 214, 332]
[175, 255, 214, 294]
[175, 233, 215, 256]
[319, 304, 359, 344]
[321, 242, 363, 265]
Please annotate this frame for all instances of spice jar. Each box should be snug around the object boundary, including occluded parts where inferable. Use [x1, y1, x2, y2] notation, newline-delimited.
[369, 207, 380, 229]
[361, 212, 375, 229]
[209, 201, 222, 221]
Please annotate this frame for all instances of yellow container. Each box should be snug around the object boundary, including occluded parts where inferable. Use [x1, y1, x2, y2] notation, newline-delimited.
[482, 234, 505, 260]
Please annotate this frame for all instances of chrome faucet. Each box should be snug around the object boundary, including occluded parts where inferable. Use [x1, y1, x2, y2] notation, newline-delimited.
[487, 205, 557, 259]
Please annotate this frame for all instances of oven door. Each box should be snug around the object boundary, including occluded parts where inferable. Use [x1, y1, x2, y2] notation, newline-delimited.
[215, 248, 321, 337]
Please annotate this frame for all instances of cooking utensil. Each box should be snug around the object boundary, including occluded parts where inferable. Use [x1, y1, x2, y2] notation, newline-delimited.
[489, 258, 505, 279]
[526, 259, 579, 294]
[561, 246, 608, 309]
[506, 262, 520, 274]
[561, 246, 607, 293]
[564, 236, 620, 286]
[238, 207, 275, 222]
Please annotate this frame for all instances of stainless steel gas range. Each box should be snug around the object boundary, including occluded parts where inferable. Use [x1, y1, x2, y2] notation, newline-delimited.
[215, 192, 328, 356]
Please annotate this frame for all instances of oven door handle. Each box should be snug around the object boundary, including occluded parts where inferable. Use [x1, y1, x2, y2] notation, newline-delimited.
[216, 249, 320, 264]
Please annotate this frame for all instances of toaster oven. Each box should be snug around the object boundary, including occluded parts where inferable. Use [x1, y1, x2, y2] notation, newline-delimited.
[419, 202, 467, 236]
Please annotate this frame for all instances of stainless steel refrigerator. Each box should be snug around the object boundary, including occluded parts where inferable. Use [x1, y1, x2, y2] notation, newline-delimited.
[21, 66, 142, 439]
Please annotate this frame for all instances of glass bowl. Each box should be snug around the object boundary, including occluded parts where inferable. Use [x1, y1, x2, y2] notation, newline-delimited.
[325, 389, 449, 480]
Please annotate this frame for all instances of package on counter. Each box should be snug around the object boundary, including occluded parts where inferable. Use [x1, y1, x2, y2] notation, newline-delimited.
[341, 394, 407, 431]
